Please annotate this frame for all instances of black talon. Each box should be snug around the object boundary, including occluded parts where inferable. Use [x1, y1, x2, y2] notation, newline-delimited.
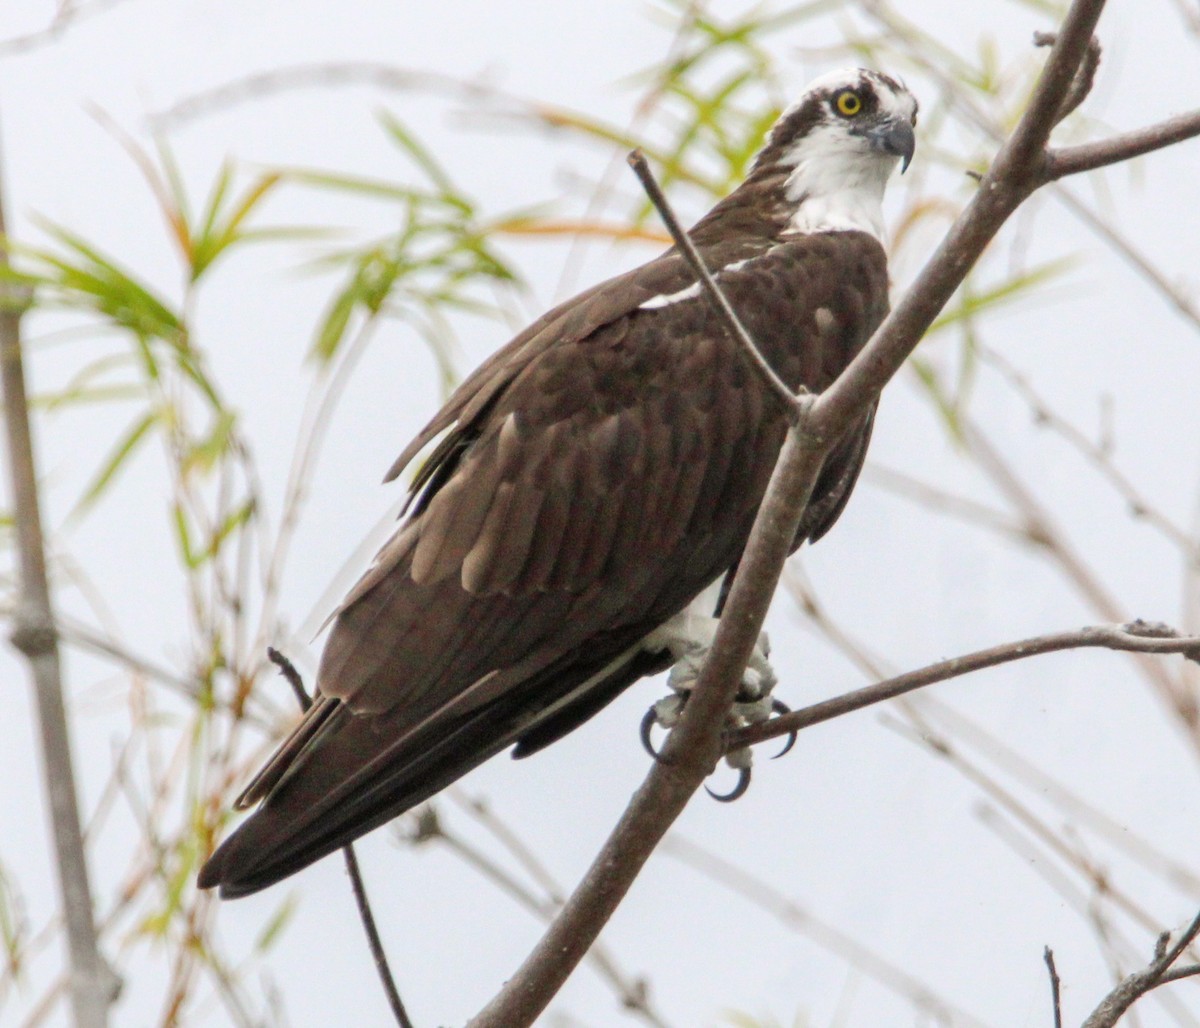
[640, 706, 664, 760]
[770, 697, 797, 759]
[706, 766, 751, 803]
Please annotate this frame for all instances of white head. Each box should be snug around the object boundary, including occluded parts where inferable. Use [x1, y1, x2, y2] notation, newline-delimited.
[755, 68, 918, 240]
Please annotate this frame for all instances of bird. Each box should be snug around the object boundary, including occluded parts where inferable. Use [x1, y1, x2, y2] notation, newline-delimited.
[199, 67, 917, 898]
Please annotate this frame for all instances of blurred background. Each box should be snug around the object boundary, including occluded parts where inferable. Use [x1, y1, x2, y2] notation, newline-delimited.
[1, 0, 1199, 1024]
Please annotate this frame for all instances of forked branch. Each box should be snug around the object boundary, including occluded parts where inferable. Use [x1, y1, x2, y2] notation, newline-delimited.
[1080, 908, 1200, 1028]
[468, 0, 1200, 1022]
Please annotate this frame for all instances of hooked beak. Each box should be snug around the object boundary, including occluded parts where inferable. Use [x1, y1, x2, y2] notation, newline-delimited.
[868, 118, 916, 172]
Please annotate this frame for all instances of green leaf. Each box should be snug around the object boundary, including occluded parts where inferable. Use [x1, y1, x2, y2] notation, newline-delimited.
[379, 110, 464, 204]
[183, 410, 238, 475]
[189, 168, 282, 280]
[72, 409, 159, 516]
[172, 501, 199, 569]
[909, 355, 965, 442]
[203, 498, 256, 563]
[313, 283, 360, 361]
[25, 221, 183, 343]
[927, 257, 1076, 335]
[254, 895, 298, 954]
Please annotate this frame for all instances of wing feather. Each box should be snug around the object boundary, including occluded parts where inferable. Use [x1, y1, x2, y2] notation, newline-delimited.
[201, 229, 894, 897]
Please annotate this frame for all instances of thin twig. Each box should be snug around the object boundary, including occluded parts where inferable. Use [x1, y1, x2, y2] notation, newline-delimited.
[733, 621, 1200, 750]
[909, 696, 1200, 897]
[626, 150, 804, 423]
[1033, 31, 1101, 126]
[264, 649, 413, 1028]
[0, 109, 117, 1027]
[980, 347, 1200, 564]
[970, 804, 1200, 1025]
[962, 420, 1200, 731]
[1045, 947, 1063, 1028]
[1081, 908, 1200, 1028]
[0, 0, 131, 57]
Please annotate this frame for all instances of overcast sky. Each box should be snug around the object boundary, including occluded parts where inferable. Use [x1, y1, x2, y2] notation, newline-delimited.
[3, 1, 1200, 1026]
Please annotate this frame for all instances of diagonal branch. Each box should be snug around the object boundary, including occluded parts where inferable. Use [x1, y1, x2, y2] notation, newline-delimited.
[731, 621, 1200, 750]
[470, 3, 1117, 1024]
[626, 149, 804, 423]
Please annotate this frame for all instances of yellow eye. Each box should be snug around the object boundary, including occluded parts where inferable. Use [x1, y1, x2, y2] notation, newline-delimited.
[835, 91, 862, 117]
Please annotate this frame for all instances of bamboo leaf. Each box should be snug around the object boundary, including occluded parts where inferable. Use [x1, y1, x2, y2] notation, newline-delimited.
[254, 895, 298, 954]
[379, 110, 464, 203]
[172, 502, 199, 569]
[73, 409, 159, 516]
[190, 169, 283, 280]
[183, 410, 238, 475]
[909, 355, 965, 442]
[194, 498, 256, 565]
[927, 257, 1076, 336]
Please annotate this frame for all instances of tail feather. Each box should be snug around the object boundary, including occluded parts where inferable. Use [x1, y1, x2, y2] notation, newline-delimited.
[199, 694, 543, 897]
[199, 628, 657, 898]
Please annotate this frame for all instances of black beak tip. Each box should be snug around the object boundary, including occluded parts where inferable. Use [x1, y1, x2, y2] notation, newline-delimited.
[894, 123, 916, 174]
[871, 119, 916, 174]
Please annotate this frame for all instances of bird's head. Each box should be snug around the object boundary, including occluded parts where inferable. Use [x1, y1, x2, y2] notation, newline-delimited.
[751, 68, 918, 239]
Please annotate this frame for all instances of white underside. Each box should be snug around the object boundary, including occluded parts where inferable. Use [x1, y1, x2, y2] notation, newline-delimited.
[516, 580, 728, 736]
[642, 578, 726, 657]
[781, 119, 900, 240]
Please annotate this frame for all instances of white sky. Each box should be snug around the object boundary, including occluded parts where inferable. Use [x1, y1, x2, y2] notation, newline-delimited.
[2, 1, 1200, 1026]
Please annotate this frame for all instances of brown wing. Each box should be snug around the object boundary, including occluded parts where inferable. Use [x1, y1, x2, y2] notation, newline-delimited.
[198, 230, 889, 897]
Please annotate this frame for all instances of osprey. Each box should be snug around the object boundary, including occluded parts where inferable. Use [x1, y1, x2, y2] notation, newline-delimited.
[200, 67, 917, 897]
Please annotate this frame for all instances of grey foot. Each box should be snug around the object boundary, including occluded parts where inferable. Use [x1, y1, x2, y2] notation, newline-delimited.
[639, 629, 795, 802]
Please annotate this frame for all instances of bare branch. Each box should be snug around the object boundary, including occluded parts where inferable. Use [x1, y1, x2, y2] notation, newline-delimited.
[1048, 107, 1200, 178]
[1081, 909, 1200, 1028]
[1045, 947, 1063, 1028]
[907, 696, 1200, 897]
[857, 1, 1200, 336]
[626, 150, 803, 423]
[0, 113, 117, 1026]
[734, 621, 1200, 750]
[1033, 31, 1102, 126]
[885, 715, 1181, 946]
[0, 0, 131, 57]
[980, 347, 1200, 564]
[341, 847, 413, 1028]
[150, 61, 501, 130]
[961, 420, 1200, 730]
